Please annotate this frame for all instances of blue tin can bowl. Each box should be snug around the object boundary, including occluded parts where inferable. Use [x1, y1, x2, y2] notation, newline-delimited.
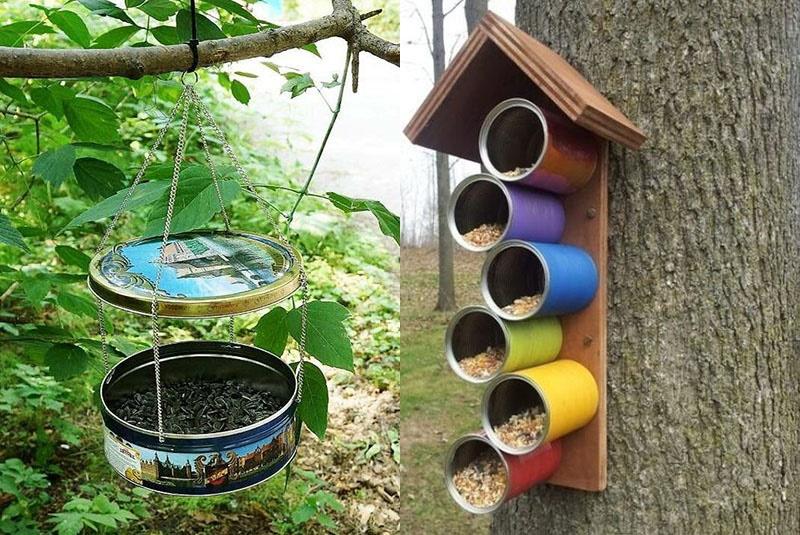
[481, 240, 598, 320]
[100, 341, 298, 496]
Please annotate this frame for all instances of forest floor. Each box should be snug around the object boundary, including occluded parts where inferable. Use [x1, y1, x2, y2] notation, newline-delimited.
[399, 247, 490, 534]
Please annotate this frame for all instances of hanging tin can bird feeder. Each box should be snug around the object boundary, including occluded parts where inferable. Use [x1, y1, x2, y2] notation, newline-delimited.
[88, 74, 312, 495]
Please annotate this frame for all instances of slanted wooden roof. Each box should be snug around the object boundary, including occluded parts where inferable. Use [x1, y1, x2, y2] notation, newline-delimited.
[404, 11, 645, 160]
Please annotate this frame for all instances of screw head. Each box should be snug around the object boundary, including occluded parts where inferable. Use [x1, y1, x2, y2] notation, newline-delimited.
[587, 208, 597, 219]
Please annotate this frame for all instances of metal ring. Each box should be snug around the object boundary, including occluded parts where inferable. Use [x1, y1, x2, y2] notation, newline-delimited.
[180, 71, 199, 86]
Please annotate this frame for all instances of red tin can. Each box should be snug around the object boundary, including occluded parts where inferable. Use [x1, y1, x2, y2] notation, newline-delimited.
[444, 432, 562, 514]
[479, 98, 598, 194]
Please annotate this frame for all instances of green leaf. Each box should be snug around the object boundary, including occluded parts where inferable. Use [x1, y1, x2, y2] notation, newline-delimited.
[21, 276, 50, 308]
[125, 0, 146, 6]
[301, 43, 320, 58]
[202, 0, 259, 23]
[78, 0, 138, 26]
[290, 502, 316, 525]
[0, 79, 28, 105]
[55, 245, 91, 271]
[326, 192, 400, 244]
[57, 292, 96, 318]
[63, 180, 170, 231]
[64, 96, 120, 144]
[293, 361, 328, 439]
[32, 145, 77, 187]
[136, 0, 179, 22]
[0, 21, 55, 46]
[73, 157, 126, 200]
[92, 25, 140, 48]
[321, 74, 340, 89]
[254, 306, 288, 355]
[280, 72, 314, 98]
[30, 87, 67, 118]
[230, 79, 250, 105]
[0, 214, 29, 252]
[175, 9, 226, 41]
[48, 10, 92, 48]
[143, 167, 240, 236]
[150, 25, 179, 45]
[44, 343, 89, 380]
[287, 300, 353, 371]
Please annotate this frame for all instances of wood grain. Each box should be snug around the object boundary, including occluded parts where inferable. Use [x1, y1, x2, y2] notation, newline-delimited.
[547, 140, 608, 491]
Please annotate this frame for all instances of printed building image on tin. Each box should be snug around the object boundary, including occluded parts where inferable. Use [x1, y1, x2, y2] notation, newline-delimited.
[99, 233, 292, 299]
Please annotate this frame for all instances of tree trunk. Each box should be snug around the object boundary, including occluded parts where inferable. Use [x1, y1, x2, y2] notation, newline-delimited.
[494, 2, 800, 532]
[433, 0, 456, 311]
[464, 0, 488, 34]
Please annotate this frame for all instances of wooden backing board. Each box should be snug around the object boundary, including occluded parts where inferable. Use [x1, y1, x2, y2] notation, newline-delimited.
[547, 140, 608, 492]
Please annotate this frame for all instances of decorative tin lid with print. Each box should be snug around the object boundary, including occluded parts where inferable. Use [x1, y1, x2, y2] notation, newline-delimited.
[88, 231, 301, 318]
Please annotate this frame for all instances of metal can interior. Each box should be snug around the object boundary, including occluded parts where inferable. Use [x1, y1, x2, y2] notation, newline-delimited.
[445, 306, 508, 383]
[482, 374, 550, 455]
[444, 434, 510, 514]
[480, 100, 547, 179]
[448, 175, 510, 251]
[482, 241, 547, 320]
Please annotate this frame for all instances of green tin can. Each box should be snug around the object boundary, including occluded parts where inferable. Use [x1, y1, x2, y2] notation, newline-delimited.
[445, 305, 562, 384]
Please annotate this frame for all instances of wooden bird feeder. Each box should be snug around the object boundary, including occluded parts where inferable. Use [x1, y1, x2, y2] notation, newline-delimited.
[406, 12, 645, 492]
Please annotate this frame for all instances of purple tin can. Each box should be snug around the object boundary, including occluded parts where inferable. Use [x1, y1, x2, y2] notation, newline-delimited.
[448, 174, 565, 252]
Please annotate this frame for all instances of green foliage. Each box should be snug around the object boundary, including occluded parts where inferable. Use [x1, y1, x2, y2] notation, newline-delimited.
[32, 145, 76, 187]
[50, 494, 138, 535]
[327, 192, 400, 244]
[63, 97, 120, 144]
[0, 214, 29, 251]
[254, 306, 289, 355]
[293, 361, 328, 439]
[287, 300, 353, 371]
[0, 458, 50, 535]
[280, 72, 315, 99]
[48, 10, 92, 48]
[73, 158, 126, 200]
[230, 79, 250, 104]
[274, 469, 344, 534]
[77, 0, 137, 26]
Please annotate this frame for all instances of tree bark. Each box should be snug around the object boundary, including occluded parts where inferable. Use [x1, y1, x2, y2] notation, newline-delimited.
[464, 0, 488, 34]
[494, 1, 800, 532]
[433, 0, 456, 311]
[0, 0, 398, 79]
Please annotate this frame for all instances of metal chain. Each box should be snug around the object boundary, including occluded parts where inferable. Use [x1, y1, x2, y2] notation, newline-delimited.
[193, 96, 309, 398]
[96, 88, 191, 374]
[149, 87, 193, 442]
[191, 89, 231, 232]
[190, 89, 236, 342]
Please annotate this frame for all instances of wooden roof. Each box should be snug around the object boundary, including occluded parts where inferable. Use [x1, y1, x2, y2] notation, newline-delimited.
[404, 12, 646, 160]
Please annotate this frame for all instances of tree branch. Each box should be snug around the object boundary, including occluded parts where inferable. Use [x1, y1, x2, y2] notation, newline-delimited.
[0, 0, 399, 79]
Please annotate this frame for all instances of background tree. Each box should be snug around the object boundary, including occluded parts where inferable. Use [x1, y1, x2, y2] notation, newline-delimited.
[464, 0, 487, 34]
[493, 2, 799, 532]
[431, 0, 456, 310]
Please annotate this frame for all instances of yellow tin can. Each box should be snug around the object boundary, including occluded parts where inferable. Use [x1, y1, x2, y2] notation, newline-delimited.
[482, 359, 598, 454]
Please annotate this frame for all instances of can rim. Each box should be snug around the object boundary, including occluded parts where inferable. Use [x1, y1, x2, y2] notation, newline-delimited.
[443, 433, 511, 514]
[88, 231, 302, 318]
[481, 240, 549, 321]
[444, 305, 510, 384]
[447, 174, 511, 252]
[100, 341, 298, 440]
[478, 98, 549, 184]
[481, 373, 551, 455]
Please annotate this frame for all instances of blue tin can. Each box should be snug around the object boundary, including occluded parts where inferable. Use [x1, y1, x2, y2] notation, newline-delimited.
[100, 341, 298, 496]
[481, 240, 598, 320]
